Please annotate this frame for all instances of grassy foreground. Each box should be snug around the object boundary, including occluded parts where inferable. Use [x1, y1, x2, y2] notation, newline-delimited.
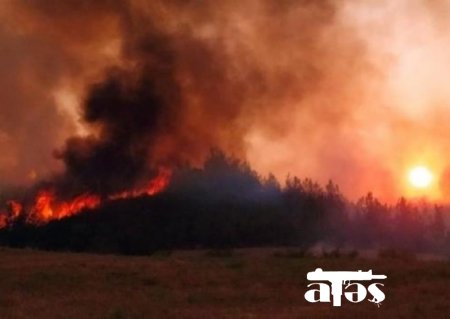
[0, 247, 448, 319]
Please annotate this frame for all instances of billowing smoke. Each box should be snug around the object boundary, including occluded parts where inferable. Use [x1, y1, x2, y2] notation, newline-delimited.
[56, 63, 178, 195]
[2, 0, 362, 197]
[2, 0, 450, 201]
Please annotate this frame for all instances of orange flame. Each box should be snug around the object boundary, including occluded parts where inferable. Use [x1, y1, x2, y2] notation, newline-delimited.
[0, 200, 22, 228]
[109, 167, 172, 200]
[28, 191, 54, 223]
[147, 167, 171, 195]
[0, 167, 172, 228]
[26, 191, 101, 224]
[7, 200, 22, 219]
[55, 193, 101, 219]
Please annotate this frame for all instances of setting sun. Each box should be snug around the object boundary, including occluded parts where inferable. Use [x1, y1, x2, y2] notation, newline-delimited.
[408, 166, 433, 189]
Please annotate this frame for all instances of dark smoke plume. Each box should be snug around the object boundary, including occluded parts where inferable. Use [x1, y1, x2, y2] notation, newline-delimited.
[56, 63, 180, 195]
[1, 0, 383, 198]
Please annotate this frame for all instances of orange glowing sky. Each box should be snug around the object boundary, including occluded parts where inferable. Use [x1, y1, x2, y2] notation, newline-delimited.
[1, 0, 450, 203]
[246, 0, 450, 202]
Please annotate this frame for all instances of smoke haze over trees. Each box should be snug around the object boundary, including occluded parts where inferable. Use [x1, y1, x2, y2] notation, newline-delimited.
[1, 151, 448, 256]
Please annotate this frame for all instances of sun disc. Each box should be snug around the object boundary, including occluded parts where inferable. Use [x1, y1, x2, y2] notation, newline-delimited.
[408, 166, 433, 189]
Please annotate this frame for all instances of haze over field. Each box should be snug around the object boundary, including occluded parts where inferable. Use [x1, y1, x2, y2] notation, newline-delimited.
[1, 0, 450, 202]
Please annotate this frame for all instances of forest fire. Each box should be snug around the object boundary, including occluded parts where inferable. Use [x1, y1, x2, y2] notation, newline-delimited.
[109, 168, 172, 200]
[7, 200, 22, 219]
[26, 191, 101, 224]
[0, 168, 171, 228]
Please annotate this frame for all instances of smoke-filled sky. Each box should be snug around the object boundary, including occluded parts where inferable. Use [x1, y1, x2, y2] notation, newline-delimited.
[1, 0, 450, 202]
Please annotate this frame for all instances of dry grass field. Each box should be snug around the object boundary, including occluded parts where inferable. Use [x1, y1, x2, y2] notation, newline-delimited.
[0, 247, 448, 319]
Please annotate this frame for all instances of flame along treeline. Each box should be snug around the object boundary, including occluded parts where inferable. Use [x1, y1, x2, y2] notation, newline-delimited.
[0, 168, 171, 229]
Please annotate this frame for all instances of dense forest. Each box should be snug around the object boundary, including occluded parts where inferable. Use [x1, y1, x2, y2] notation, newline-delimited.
[0, 151, 448, 256]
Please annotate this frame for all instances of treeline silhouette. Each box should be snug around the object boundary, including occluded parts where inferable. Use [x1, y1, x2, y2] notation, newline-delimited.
[0, 151, 448, 255]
